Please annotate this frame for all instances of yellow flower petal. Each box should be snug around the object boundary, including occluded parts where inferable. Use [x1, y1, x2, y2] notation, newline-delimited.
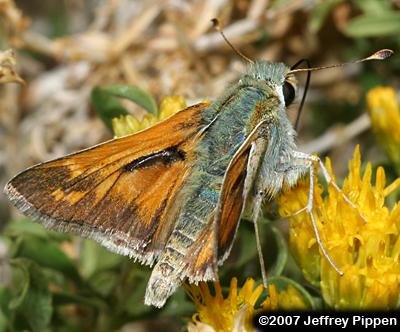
[139, 113, 157, 130]
[158, 95, 186, 120]
[111, 115, 140, 137]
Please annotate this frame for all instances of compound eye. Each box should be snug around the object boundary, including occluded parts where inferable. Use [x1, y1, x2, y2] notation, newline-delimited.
[283, 81, 295, 106]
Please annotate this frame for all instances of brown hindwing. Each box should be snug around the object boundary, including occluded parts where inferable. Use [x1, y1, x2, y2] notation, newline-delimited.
[216, 146, 251, 263]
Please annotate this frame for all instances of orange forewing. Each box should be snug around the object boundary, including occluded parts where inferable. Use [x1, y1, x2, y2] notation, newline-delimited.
[5, 103, 209, 265]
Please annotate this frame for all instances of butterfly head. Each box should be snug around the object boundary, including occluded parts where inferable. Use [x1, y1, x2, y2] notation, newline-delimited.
[245, 61, 297, 108]
[212, 18, 392, 120]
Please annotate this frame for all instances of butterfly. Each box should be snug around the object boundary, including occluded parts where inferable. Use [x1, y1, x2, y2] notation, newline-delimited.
[4, 20, 392, 307]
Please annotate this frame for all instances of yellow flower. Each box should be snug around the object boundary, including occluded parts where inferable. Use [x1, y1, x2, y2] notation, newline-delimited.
[262, 283, 308, 311]
[278, 145, 400, 310]
[158, 95, 186, 120]
[112, 95, 186, 137]
[367, 87, 400, 173]
[185, 278, 308, 332]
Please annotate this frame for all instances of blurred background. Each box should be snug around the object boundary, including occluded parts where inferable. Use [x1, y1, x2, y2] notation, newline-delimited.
[0, 0, 399, 331]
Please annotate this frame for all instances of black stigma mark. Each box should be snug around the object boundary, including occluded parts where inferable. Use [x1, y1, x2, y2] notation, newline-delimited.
[123, 147, 186, 172]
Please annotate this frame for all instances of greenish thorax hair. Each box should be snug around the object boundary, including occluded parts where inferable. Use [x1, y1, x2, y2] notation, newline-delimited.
[197, 61, 298, 192]
[198, 61, 297, 173]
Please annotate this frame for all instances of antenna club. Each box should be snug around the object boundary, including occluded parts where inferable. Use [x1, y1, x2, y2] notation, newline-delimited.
[211, 18, 221, 31]
[371, 49, 394, 60]
[210, 18, 254, 64]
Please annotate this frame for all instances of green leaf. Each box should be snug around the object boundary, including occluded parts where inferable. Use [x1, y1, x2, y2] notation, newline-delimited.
[91, 84, 158, 130]
[91, 87, 128, 130]
[5, 218, 69, 242]
[20, 286, 52, 332]
[80, 240, 125, 278]
[270, 0, 294, 10]
[235, 222, 259, 267]
[308, 0, 343, 33]
[123, 278, 154, 317]
[160, 288, 195, 318]
[0, 306, 8, 332]
[52, 291, 104, 308]
[344, 12, 400, 37]
[5, 218, 49, 239]
[0, 288, 11, 331]
[269, 226, 288, 276]
[86, 271, 118, 297]
[354, 0, 392, 15]
[8, 260, 30, 310]
[16, 236, 80, 283]
[9, 259, 53, 332]
[101, 85, 158, 116]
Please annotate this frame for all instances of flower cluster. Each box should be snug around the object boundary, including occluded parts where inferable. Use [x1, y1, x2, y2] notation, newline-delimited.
[278, 146, 400, 310]
[185, 278, 308, 332]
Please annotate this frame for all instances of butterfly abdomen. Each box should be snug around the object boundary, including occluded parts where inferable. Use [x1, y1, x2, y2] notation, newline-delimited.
[145, 172, 221, 306]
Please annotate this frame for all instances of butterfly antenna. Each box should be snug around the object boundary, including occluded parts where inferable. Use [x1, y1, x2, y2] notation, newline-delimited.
[290, 59, 311, 131]
[288, 49, 393, 74]
[211, 18, 254, 64]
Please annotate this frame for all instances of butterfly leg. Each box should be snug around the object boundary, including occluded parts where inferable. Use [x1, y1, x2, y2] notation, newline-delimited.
[250, 192, 269, 288]
[244, 135, 276, 289]
[317, 155, 367, 222]
[277, 154, 343, 275]
[299, 158, 343, 275]
[292, 152, 366, 222]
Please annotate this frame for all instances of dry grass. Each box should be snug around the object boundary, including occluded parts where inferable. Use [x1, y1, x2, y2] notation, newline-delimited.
[2, 0, 394, 177]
